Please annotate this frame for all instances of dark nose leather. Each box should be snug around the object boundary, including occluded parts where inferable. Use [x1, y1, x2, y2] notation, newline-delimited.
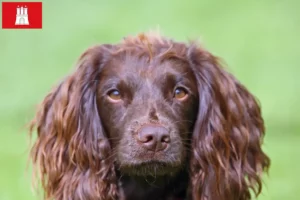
[137, 125, 170, 151]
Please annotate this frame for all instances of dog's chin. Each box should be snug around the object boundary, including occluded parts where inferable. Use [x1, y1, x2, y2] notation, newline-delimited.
[118, 161, 182, 176]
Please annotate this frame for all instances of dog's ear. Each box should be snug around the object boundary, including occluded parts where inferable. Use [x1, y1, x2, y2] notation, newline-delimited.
[29, 45, 118, 200]
[187, 46, 270, 200]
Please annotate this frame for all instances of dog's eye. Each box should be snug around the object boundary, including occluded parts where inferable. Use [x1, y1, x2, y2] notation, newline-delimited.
[174, 87, 188, 100]
[108, 89, 121, 101]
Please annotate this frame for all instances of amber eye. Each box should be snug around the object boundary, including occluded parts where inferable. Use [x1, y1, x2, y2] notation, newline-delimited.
[107, 89, 121, 101]
[174, 87, 188, 100]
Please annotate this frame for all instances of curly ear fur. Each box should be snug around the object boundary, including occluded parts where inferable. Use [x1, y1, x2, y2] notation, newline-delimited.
[29, 45, 118, 200]
[188, 46, 270, 200]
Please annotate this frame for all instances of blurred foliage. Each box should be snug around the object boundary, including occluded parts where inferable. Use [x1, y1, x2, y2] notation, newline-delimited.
[0, 0, 299, 199]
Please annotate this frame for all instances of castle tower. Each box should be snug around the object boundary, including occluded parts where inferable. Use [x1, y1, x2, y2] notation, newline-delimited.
[15, 6, 29, 25]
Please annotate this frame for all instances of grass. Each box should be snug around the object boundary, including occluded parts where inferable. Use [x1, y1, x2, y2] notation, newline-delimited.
[0, 0, 299, 199]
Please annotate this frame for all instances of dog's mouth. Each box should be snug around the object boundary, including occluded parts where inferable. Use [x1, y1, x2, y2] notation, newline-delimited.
[118, 160, 182, 176]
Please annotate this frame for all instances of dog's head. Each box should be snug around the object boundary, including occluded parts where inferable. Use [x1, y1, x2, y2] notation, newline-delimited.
[97, 36, 198, 176]
[29, 32, 269, 200]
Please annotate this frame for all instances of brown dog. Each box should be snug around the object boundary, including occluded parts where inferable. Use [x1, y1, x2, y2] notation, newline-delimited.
[29, 32, 270, 200]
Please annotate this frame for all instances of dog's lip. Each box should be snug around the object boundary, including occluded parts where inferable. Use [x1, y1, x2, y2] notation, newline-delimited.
[134, 158, 171, 164]
[118, 156, 182, 167]
[131, 160, 169, 166]
[117, 145, 182, 165]
[134, 150, 170, 161]
[118, 160, 176, 171]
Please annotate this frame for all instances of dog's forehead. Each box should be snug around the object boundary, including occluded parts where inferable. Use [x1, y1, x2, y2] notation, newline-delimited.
[106, 55, 192, 81]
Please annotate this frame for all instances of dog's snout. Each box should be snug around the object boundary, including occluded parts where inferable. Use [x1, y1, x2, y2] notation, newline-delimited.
[137, 125, 170, 151]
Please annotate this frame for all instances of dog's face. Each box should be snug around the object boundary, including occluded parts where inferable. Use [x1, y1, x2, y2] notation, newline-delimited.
[97, 54, 198, 176]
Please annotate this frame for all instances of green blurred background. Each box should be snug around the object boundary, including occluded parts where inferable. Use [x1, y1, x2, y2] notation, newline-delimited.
[0, 0, 299, 199]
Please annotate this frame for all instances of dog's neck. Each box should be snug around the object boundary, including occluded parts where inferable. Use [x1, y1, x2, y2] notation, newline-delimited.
[118, 170, 189, 200]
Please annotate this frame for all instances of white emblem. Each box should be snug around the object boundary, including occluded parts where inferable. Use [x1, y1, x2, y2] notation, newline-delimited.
[15, 6, 29, 25]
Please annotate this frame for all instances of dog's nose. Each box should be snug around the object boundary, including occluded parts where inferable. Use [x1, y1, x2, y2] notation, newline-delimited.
[137, 125, 170, 151]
